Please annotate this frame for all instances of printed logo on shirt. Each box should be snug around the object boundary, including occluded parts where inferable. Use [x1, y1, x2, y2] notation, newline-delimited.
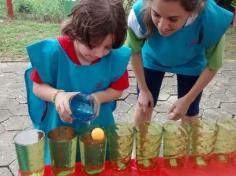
[186, 39, 199, 47]
[95, 82, 103, 90]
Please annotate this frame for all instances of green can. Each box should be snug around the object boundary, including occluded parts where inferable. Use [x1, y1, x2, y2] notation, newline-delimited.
[48, 126, 77, 176]
[14, 129, 45, 176]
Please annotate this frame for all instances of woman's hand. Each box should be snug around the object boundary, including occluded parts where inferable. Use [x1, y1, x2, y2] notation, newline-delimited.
[168, 96, 192, 120]
[168, 66, 217, 120]
[138, 89, 154, 112]
[54, 91, 77, 123]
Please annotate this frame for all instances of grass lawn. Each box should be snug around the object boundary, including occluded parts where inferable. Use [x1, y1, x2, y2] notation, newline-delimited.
[0, 0, 5, 18]
[0, 19, 236, 62]
[0, 19, 60, 62]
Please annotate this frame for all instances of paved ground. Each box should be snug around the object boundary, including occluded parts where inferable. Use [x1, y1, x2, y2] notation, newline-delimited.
[0, 60, 236, 175]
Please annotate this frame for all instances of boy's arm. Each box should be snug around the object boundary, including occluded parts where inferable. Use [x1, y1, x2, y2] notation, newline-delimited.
[33, 82, 76, 123]
[32, 68, 128, 105]
[93, 70, 129, 104]
[92, 88, 123, 104]
[33, 82, 59, 103]
[34, 80, 124, 106]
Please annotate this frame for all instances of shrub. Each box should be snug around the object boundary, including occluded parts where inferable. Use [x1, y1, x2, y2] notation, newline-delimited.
[14, 0, 34, 14]
[13, 0, 134, 22]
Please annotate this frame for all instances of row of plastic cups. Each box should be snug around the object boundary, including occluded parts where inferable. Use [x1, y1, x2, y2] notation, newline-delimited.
[111, 118, 236, 170]
[108, 121, 186, 170]
[14, 118, 236, 175]
[14, 126, 105, 176]
[188, 118, 236, 167]
[163, 118, 236, 168]
[14, 127, 79, 176]
[13, 122, 160, 175]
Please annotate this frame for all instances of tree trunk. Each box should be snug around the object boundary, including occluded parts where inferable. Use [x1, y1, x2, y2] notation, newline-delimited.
[6, 0, 14, 18]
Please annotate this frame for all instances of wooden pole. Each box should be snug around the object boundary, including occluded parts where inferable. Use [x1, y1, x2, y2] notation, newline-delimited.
[6, 0, 14, 18]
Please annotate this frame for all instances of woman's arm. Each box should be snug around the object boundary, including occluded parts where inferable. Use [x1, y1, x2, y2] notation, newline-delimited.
[126, 26, 153, 111]
[184, 66, 217, 103]
[169, 36, 225, 119]
[186, 35, 225, 102]
[131, 52, 154, 112]
[131, 52, 148, 91]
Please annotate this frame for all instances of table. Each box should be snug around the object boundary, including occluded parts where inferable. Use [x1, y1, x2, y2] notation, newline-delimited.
[42, 157, 236, 176]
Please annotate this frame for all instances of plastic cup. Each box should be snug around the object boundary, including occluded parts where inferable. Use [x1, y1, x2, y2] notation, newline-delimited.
[48, 126, 77, 176]
[70, 93, 100, 123]
[163, 120, 189, 168]
[190, 118, 217, 167]
[107, 123, 134, 171]
[215, 118, 236, 163]
[79, 131, 107, 175]
[135, 121, 162, 170]
[14, 129, 45, 176]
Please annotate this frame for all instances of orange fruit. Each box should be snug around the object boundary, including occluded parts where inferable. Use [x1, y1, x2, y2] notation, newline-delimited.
[91, 128, 105, 141]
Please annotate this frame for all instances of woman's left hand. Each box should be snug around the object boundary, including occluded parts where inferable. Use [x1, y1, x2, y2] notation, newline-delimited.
[168, 96, 192, 120]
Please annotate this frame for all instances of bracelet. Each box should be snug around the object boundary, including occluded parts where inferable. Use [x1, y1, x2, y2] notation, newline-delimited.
[51, 89, 64, 103]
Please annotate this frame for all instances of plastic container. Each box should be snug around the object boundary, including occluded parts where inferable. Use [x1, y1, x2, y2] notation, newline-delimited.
[70, 93, 99, 123]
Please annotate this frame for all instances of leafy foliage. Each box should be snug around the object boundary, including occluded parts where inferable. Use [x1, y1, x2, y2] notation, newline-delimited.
[13, 0, 66, 22]
[11, 0, 134, 22]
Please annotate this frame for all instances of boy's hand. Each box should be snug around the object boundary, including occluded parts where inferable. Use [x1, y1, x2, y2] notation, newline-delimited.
[138, 89, 154, 112]
[54, 91, 77, 123]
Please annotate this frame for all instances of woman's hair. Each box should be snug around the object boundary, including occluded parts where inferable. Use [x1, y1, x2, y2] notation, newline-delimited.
[143, 0, 204, 37]
[62, 0, 127, 49]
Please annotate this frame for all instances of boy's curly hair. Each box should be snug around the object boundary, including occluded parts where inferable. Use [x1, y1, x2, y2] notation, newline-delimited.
[62, 0, 127, 49]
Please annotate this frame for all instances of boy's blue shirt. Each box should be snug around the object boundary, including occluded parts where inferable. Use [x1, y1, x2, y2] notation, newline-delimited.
[25, 39, 131, 163]
[133, 0, 233, 75]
